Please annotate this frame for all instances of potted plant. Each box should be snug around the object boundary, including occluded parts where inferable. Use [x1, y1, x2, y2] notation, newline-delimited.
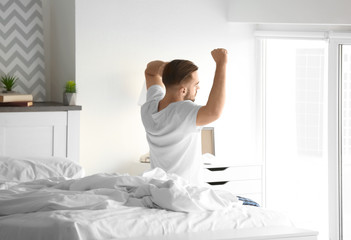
[1, 74, 18, 93]
[63, 81, 77, 105]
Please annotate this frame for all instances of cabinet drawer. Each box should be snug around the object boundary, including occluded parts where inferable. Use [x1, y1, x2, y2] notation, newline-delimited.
[203, 166, 261, 182]
[210, 180, 262, 195]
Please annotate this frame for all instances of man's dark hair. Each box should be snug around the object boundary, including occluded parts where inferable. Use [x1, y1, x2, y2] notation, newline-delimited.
[162, 60, 198, 87]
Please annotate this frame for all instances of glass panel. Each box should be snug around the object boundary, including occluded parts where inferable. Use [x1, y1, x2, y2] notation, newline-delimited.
[341, 44, 351, 240]
[264, 39, 329, 239]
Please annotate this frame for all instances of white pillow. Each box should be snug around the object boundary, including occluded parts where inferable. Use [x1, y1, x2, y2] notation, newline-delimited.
[0, 156, 85, 182]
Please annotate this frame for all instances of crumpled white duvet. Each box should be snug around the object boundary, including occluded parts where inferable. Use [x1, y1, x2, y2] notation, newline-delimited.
[0, 168, 293, 240]
[0, 168, 238, 215]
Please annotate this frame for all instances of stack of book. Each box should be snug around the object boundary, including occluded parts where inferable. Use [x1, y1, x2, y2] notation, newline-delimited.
[0, 93, 33, 107]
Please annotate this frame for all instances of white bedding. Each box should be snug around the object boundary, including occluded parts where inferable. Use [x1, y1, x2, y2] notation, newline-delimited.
[0, 156, 84, 183]
[0, 168, 293, 240]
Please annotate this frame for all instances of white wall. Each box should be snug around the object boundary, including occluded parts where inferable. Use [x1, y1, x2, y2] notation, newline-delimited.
[228, 0, 351, 24]
[75, 0, 256, 175]
[43, 0, 75, 102]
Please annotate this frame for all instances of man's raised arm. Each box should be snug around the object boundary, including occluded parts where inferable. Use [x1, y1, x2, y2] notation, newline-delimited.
[145, 60, 167, 89]
[196, 48, 227, 126]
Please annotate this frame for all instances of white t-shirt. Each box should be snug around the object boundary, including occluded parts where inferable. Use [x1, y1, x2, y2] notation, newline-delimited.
[141, 85, 203, 185]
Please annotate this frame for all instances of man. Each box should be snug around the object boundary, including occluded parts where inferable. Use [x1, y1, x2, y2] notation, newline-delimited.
[141, 48, 227, 185]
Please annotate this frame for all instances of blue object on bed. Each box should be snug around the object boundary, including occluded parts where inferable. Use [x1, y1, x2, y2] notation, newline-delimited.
[237, 196, 260, 207]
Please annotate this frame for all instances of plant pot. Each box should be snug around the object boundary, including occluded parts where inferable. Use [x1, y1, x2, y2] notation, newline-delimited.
[63, 92, 77, 106]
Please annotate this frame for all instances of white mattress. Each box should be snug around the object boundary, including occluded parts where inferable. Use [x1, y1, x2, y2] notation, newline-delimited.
[0, 168, 293, 240]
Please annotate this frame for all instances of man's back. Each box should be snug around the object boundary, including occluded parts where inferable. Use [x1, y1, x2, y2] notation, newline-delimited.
[141, 85, 203, 185]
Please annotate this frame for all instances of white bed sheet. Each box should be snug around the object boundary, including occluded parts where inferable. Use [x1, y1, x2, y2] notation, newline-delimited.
[0, 168, 293, 240]
[0, 204, 293, 240]
[0, 180, 17, 190]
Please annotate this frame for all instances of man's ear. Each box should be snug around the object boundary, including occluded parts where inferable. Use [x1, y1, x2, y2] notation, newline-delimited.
[180, 86, 187, 96]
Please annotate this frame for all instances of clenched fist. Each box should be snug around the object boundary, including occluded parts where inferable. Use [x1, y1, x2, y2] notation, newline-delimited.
[211, 48, 228, 65]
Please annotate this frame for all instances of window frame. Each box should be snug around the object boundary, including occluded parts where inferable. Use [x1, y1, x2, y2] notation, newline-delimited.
[328, 35, 351, 240]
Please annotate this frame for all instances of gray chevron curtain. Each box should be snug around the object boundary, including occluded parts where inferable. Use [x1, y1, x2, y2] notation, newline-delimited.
[0, 0, 45, 101]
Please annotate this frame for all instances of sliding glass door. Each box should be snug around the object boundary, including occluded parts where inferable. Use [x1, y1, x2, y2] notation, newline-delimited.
[259, 33, 351, 240]
[341, 44, 351, 240]
[261, 38, 329, 239]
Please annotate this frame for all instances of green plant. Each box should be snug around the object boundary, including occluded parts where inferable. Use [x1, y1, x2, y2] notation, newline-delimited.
[65, 81, 76, 93]
[1, 74, 18, 92]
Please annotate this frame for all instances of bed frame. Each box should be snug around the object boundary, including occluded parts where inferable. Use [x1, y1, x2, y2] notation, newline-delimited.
[129, 227, 318, 240]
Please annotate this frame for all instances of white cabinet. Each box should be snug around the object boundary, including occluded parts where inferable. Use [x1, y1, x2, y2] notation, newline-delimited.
[0, 103, 81, 162]
[204, 163, 264, 206]
[136, 161, 265, 206]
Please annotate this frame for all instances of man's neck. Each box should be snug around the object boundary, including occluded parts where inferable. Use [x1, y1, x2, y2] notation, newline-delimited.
[158, 94, 182, 112]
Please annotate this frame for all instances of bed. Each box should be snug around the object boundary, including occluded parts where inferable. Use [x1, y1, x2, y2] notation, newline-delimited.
[0, 155, 318, 240]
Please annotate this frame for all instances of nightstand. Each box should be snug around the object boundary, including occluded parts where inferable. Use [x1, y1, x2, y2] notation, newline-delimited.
[203, 162, 264, 206]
